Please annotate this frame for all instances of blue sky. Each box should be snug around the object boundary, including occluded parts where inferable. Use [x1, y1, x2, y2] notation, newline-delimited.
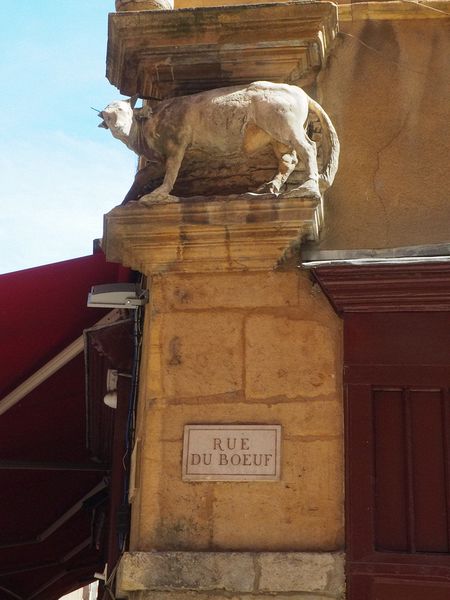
[0, 0, 136, 274]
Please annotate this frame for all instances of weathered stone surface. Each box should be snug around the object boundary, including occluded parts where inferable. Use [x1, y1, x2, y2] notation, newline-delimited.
[136, 593, 339, 600]
[338, 0, 450, 21]
[116, 0, 173, 10]
[148, 438, 213, 550]
[133, 399, 342, 551]
[162, 272, 300, 310]
[161, 312, 243, 398]
[117, 552, 345, 598]
[245, 316, 339, 400]
[258, 552, 345, 594]
[130, 272, 343, 553]
[107, 3, 338, 97]
[103, 194, 323, 274]
[176, 0, 307, 6]
[118, 552, 255, 592]
[159, 270, 335, 321]
[212, 441, 343, 551]
[316, 19, 450, 251]
[282, 438, 344, 517]
[159, 401, 342, 440]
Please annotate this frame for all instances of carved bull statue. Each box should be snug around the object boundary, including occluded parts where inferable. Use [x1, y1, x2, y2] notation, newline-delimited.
[99, 81, 339, 204]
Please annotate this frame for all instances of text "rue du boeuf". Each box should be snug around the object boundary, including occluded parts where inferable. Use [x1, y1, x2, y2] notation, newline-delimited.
[189, 437, 273, 467]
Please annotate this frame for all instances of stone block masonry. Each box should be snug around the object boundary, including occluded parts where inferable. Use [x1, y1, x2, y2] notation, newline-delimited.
[128, 270, 343, 553]
[117, 551, 345, 599]
[104, 194, 344, 599]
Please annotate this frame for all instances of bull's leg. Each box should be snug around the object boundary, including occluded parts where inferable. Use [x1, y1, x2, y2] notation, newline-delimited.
[139, 144, 186, 205]
[122, 161, 163, 205]
[250, 95, 319, 195]
[257, 141, 298, 194]
[289, 129, 320, 197]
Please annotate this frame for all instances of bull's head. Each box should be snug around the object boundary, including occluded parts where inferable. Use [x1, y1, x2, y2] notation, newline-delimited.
[97, 94, 140, 136]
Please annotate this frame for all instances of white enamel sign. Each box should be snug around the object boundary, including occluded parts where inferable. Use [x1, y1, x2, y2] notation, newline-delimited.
[182, 424, 281, 481]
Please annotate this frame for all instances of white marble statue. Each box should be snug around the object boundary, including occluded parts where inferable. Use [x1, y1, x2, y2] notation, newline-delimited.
[99, 81, 339, 204]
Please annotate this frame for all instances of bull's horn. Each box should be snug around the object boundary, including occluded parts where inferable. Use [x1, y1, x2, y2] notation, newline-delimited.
[98, 121, 108, 129]
[128, 94, 140, 109]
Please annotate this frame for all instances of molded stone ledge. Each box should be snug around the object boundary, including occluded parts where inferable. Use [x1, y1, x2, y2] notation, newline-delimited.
[116, 552, 345, 599]
[107, 2, 338, 97]
[103, 193, 323, 275]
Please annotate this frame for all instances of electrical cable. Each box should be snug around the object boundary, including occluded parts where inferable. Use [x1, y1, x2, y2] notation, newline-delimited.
[118, 274, 145, 551]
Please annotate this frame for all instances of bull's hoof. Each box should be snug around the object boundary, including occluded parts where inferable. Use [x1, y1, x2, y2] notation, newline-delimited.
[255, 181, 282, 195]
[285, 179, 321, 199]
[138, 192, 177, 207]
[138, 186, 171, 205]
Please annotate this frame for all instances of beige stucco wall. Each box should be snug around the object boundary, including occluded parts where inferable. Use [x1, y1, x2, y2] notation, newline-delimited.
[318, 17, 450, 249]
[130, 270, 343, 552]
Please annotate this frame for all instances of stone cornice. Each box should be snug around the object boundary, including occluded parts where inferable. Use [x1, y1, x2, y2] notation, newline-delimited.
[106, 2, 338, 97]
[339, 0, 450, 22]
[103, 193, 322, 274]
[311, 262, 450, 313]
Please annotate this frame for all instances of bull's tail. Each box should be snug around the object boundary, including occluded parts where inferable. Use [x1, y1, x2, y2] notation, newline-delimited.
[308, 98, 340, 192]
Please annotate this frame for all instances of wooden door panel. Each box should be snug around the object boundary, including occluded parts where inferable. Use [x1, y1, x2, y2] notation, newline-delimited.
[409, 390, 449, 552]
[346, 380, 450, 598]
[373, 389, 409, 553]
[373, 388, 450, 554]
[346, 384, 374, 561]
[373, 579, 450, 600]
[344, 313, 450, 367]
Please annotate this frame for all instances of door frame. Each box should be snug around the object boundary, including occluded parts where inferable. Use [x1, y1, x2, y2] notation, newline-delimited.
[311, 262, 450, 599]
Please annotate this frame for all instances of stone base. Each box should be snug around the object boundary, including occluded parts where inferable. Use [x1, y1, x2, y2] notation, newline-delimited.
[134, 593, 340, 600]
[103, 192, 323, 275]
[117, 552, 345, 599]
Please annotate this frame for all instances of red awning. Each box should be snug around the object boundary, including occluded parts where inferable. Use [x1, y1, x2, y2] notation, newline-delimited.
[0, 252, 131, 600]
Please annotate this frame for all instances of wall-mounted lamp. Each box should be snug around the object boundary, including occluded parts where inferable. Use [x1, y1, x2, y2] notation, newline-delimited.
[103, 368, 118, 409]
[103, 369, 132, 409]
[94, 563, 108, 582]
[103, 391, 117, 409]
[87, 283, 148, 309]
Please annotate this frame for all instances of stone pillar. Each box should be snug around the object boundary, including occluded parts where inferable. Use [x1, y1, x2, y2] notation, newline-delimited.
[103, 193, 344, 599]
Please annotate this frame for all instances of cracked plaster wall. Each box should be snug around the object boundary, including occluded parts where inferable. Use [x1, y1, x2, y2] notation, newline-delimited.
[317, 18, 450, 249]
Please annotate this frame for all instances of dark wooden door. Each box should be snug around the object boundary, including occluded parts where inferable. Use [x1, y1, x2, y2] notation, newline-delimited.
[345, 313, 450, 599]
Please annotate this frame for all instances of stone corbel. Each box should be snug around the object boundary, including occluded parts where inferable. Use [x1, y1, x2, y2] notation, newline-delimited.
[103, 193, 322, 275]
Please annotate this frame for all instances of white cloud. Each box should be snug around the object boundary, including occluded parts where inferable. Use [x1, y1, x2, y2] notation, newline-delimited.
[0, 132, 137, 274]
